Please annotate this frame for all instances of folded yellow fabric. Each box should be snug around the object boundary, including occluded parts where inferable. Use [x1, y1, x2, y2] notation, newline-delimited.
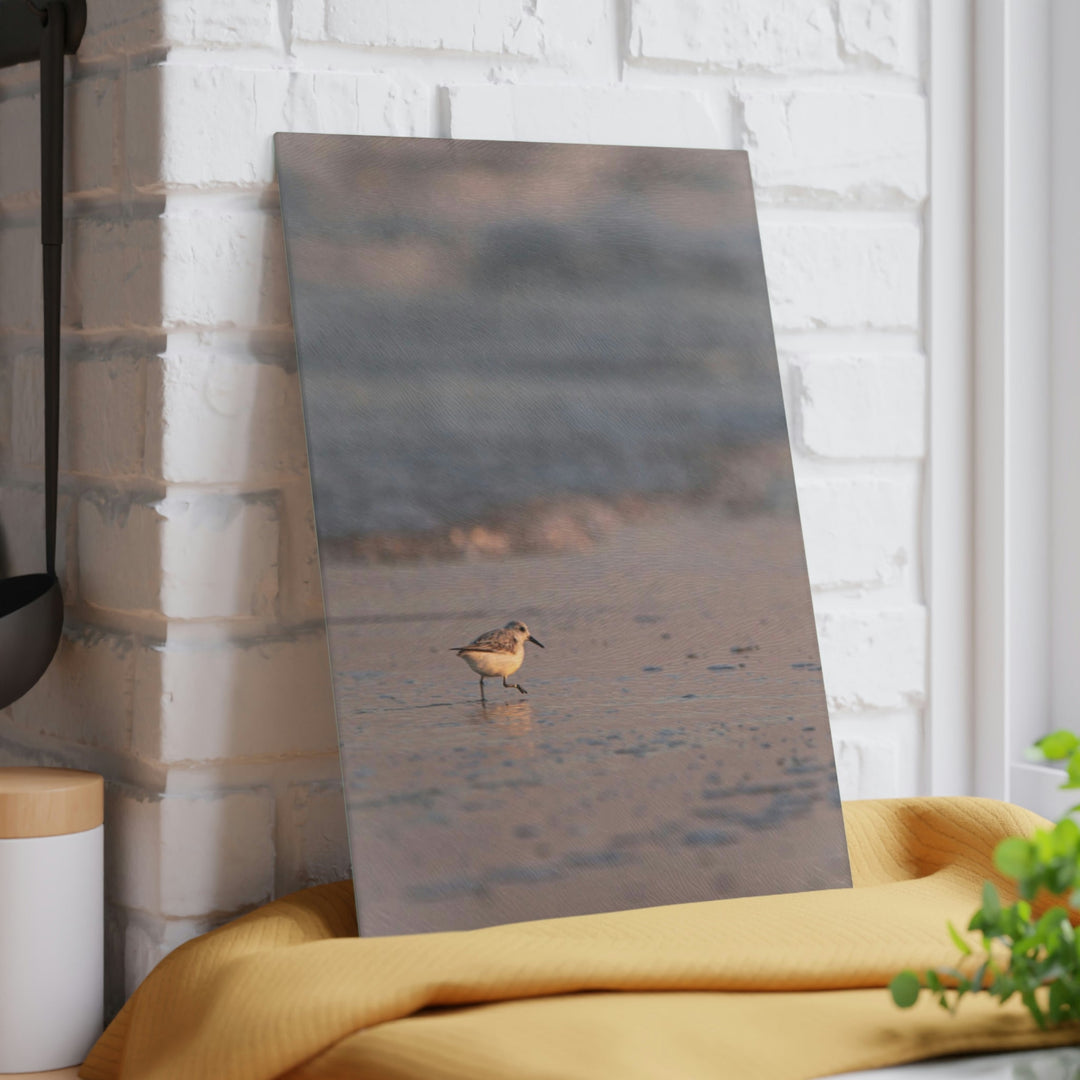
[82, 798, 1080, 1080]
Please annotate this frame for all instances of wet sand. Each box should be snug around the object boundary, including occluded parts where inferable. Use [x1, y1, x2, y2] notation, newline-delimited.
[324, 504, 850, 936]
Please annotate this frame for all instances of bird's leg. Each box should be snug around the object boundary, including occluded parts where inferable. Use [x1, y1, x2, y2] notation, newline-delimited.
[479, 676, 486, 703]
[502, 677, 527, 695]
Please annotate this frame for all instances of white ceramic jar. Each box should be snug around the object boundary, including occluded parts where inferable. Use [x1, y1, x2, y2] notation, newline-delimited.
[0, 767, 104, 1072]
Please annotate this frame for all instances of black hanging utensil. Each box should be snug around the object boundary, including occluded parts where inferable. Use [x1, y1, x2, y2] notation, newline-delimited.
[0, 0, 85, 709]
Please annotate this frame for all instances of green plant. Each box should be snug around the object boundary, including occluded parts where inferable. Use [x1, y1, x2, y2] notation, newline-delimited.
[889, 731, 1080, 1028]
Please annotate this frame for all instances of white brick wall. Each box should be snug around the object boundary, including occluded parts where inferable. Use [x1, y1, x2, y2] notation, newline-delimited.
[0, 0, 929, 1005]
[447, 83, 728, 146]
[740, 89, 926, 203]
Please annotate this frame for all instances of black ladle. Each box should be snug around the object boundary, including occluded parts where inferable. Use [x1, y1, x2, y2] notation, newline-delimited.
[0, 0, 85, 709]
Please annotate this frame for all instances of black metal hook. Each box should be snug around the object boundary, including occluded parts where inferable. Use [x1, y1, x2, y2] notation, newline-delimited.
[22, 0, 46, 26]
[0, 0, 85, 68]
[0, 0, 84, 707]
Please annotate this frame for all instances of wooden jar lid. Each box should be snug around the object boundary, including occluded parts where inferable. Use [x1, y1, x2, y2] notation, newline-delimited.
[0, 768, 104, 839]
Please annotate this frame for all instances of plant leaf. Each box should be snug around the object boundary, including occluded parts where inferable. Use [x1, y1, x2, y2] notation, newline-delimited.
[1021, 987, 1047, 1029]
[1049, 979, 1067, 1024]
[1036, 830, 1056, 863]
[1054, 817, 1080, 855]
[947, 920, 973, 956]
[892, 728, 1080, 1030]
[1035, 731, 1080, 761]
[995, 837, 1034, 879]
[890, 971, 922, 1009]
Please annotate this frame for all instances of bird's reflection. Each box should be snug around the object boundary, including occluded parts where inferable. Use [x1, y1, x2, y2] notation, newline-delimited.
[468, 700, 534, 751]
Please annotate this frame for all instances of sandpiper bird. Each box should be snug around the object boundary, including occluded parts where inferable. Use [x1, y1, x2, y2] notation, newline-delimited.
[451, 620, 544, 702]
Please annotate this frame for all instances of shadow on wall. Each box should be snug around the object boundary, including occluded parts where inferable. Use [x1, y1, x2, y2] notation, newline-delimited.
[0, 6, 350, 1018]
[0, 2, 332, 1018]
[0, 0, 166, 1015]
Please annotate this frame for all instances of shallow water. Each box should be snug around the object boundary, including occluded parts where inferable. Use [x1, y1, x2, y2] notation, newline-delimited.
[326, 506, 849, 935]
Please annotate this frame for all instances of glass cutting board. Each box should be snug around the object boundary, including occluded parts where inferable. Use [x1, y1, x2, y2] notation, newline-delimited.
[276, 133, 851, 936]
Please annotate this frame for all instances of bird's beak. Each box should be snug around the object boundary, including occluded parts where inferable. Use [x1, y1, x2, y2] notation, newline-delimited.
[528, 635, 544, 648]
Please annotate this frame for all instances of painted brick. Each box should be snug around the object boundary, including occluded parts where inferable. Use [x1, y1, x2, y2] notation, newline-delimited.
[279, 71, 427, 145]
[129, 65, 426, 189]
[275, 476, 325, 624]
[79, 0, 274, 57]
[448, 83, 728, 148]
[68, 351, 148, 477]
[25, 213, 232, 334]
[741, 89, 926, 205]
[816, 606, 926, 710]
[160, 210, 289, 328]
[114, 910, 213, 1002]
[15, 348, 148, 477]
[157, 791, 275, 916]
[297, 0, 612, 63]
[0, 77, 116, 202]
[0, 484, 74, 585]
[5, 488, 75, 587]
[69, 75, 119, 196]
[837, 0, 920, 77]
[275, 781, 350, 895]
[301, 0, 543, 56]
[792, 354, 926, 459]
[125, 65, 260, 188]
[289, 0, 323, 44]
[146, 351, 307, 484]
[78, 491, 279, 618]
[76, 0, 161, 62]
[69, 217, 163, 331]
[158, 492, 280, 618]
[77, 494, 163, 612]
[105, 789, 158, 913]
[761, 220, 920, 330]
[630, 0, 840, 73]
[9, 624, 134, 753]
[133, 632, 335, 763]
[0, 94, 37, 201]
[519, 0, 619, 72]
[798, 473, 919, 589]
[831, 711, 920, 799]
[163, 0, 276, 48]
[11, 350, 42, 469]
[0, 225, 39, 332]
[107, 786, 275, 917]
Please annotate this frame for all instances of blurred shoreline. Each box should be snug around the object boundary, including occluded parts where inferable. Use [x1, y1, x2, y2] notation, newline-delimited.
[319, 439, 795, 564]
[323, 502, 842, 935]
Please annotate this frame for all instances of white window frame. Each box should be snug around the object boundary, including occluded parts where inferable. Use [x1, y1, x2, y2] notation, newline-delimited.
[926, 0, 975, 797]
[930, 0, 1080, 814]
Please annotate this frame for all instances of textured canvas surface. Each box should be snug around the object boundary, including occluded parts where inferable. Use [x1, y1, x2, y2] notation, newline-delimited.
[275, 133, 851, 936]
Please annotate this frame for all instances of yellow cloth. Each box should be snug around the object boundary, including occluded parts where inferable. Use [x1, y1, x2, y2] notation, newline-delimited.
[82, 798, 1080, 1080]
